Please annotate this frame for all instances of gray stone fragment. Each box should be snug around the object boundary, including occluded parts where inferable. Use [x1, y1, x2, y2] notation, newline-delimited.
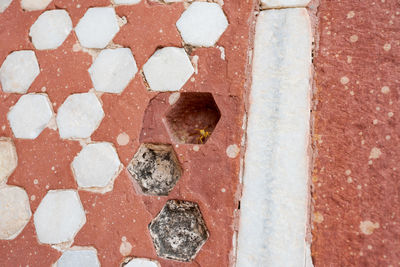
[148, 200, 209, 262]
[127, 144, 181, 196]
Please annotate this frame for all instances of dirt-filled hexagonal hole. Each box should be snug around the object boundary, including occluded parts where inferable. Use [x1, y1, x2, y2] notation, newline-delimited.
[149, 200, 209, 262]
[127, 144, 182, 196]
[165, 92, 221, 144]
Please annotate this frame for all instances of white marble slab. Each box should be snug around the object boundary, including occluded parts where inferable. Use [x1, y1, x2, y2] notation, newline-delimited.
[237, 8, 312, 267]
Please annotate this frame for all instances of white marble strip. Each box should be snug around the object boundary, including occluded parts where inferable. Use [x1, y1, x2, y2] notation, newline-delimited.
[237, 8, 312, 267]
[261, 0, 311, 9]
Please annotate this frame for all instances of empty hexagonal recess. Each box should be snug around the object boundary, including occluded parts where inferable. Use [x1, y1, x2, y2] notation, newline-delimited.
[149, 200, 209, 262]
[176, 2, 228, 47]
[142, 47, 194, 92]
[72, 142, 121, 192]
[56, 247, 100, 267]
[29, 9, 72, 50]
[0, 50, 40, 94]
[7, 94, 53, 139]
[34, 190, 86, 245]
[165, 92, 221, 144]
[21, 0, 52, 11]
[0, 138, 17, 184]
[88, 48, 138, 94]
[127, 144, 181, 196]
[75, 7, 119, 49]
[56, 92, 104, 139]
[0, 186, 31, 240]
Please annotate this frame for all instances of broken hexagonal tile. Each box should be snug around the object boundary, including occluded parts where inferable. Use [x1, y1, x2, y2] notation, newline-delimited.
[149, 200, 209, 262]
[75, 7, 119, 49]
[72, 142, 121, 192]
[7, 94, 53, 139]
[165, 92, 221, 144]
[29, 10, 72, 50]
[88, 48, 138, 94]
[127, 143, 182, 196]
[0, 186, 31, 240]
[34, 190, 86, 245]
[56, 247, 100, 267]
[0, 138, 17, 185]
[0, 50, 40, 94]
[0, 0, 12, 13]
[56, 92, 104, 140]
[176, 2, 228, 47]
[142, 47, 194, 92]
[123, 258, 160, 267]
[21, 0, 52, 11]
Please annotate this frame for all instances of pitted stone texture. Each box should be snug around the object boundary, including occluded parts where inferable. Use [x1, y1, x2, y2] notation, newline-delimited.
[149, 200, 209, 262]
[72, 142, 121, 191]
[7, 94, 53, 139]
[75, 7, 119, 49]
[142, 47, 194, 92]
[0, 186, 31, 240]
[89, 48, 138, 94]
[34, 190, 86, 244]
[0, 138, 17, 184]
[21, 0, 52, 11]
[124, 258, 160, 267]
[113, 0, 141, 5]
[0, 50, 40, 94]
[0, 0, 12, 13]
[56, 92, 104, 140]
[261, 0, 311, 8]
[56, 248, 100, 267]
[127, 144, 181, 196]
[29, 10, 72, 50]
[176, 2, 228, 47]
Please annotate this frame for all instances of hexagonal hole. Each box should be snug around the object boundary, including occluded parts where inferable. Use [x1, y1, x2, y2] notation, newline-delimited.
[149, 200, 209, 262]
[127, 144, 182, 196]
[165, 92, 221, 144]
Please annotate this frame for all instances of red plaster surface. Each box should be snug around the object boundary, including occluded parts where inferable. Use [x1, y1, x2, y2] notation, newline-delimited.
[0, 1, 255, 266]
[312, 0, 400, 265]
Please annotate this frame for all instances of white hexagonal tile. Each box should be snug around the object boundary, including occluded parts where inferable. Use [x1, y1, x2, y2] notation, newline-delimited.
[7, 94, 53, 139]
[176, 2, 228, 47]
[0, 138, 17, 184]
[88, 48, 138, 94]
[34, 190, 86, 245]
[72, 142, 121, 192]
[125, 258, 160, 267]
[0, 0, 12, 13]
[113, 0, 141, 5]
[142, 47, 193, 92]
[56, 92, 104, 140]
[21, 0, 52, 11]
[56, 247, 100, 267]
[29, 10, 72, 50]
[0, 50, 40, 94]
[75, 7, 119, 49]
[0, 186, 31, 240]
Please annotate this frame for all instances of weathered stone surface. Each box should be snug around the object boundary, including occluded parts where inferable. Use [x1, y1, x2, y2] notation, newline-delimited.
[21, 0, 52, 11]
[123, 258, 160, 267]
[149, 200, 209, 262]
[56, 248, 100, 267]
[261, 0, 311, 8]
[312, 0, 400, 266]
[127, 144, 181, 196]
